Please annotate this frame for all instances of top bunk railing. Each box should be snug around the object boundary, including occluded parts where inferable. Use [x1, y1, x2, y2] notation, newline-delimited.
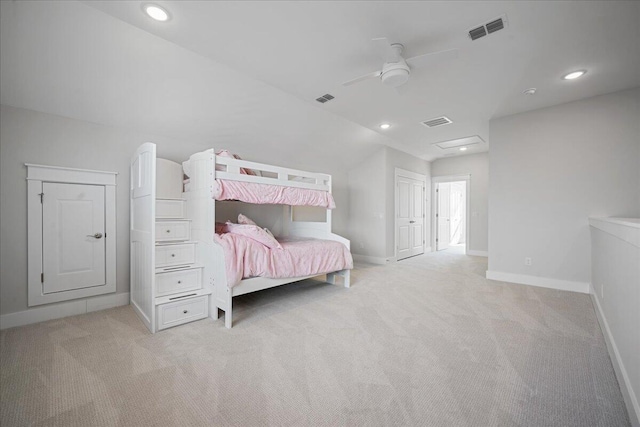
[214, 155, 332, 193]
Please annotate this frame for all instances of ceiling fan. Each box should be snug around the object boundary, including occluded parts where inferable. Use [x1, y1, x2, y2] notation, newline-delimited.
[342, 37, 458, 88]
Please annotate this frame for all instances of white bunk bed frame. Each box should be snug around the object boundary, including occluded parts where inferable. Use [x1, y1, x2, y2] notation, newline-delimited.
[184, 149, 351, 328]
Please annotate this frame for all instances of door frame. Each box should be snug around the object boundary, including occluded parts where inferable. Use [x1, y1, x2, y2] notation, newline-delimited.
[432, 174, 470, 254]
[394, 168, 427, 261]
[26, 164, 117, 306]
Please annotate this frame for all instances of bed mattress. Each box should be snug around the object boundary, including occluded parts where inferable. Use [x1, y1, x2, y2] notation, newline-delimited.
[214, 234, 353, 288]
[213, 179, 336, 209]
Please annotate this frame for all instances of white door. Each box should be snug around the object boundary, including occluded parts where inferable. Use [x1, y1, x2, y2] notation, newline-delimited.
[436, 183, 451, 251]
[42, 182, 106, 293]
[397, 176, 425, 261]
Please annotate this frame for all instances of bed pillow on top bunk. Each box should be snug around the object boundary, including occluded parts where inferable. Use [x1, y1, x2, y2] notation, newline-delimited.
[226, 222, 283, 250]
[237, 213, 257, 226]
[216, 150, 258, 176]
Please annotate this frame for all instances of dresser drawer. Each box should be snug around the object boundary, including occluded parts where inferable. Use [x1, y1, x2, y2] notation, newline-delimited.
[156, 220, 191, 242]
[156, 267, 201, 297]
[156, 199, 185, 219]
[156, 243, 195, 268]
[157, 295, 208, 331]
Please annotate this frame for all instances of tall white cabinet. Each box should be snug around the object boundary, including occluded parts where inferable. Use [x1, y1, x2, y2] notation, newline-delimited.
[130, 143, 210, 333]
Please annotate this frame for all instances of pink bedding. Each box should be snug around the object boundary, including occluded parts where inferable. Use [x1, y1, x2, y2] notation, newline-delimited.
[213, 179, 336, 209]
[214, 234, 353, 288]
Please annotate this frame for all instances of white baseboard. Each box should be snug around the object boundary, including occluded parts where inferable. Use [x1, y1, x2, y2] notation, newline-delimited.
[485, 271, 589, 294]
[0, 292, 130, 330]
[591, 292, 640, 426]
[467, 250, 488, 257]
[352, 254, 389, 265]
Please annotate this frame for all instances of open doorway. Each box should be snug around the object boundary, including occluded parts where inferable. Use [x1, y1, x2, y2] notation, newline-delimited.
[432, 175, 470, 255]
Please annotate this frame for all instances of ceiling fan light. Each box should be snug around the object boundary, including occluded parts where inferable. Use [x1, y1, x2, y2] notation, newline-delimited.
[381, 68, 409, 87]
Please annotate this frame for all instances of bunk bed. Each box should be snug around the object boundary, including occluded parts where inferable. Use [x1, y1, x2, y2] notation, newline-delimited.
[182, 149, 353, 328]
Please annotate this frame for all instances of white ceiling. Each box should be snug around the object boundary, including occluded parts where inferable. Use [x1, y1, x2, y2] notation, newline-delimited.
[2, 1, 639, 165]
[84, 0, 640, 160]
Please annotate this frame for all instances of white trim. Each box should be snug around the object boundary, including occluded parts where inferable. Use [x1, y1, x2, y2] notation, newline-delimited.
[589, 217, 640, 248]
[352, 254, 389, 265]
[0, 293, 129, 330]
[467, 250, 488, 257]
[26, 163, 117, 186]
[432, 174, 471, 255]
[425, 246, 433, 253]
[486, 271, 589, 294]
[591, 292, 640, 426]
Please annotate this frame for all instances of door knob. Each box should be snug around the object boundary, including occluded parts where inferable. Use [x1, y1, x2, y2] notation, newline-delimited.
[409, 220, 415, 224]
[87, 233, 103, 239]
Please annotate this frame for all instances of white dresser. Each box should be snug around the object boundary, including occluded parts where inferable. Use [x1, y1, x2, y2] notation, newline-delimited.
[130, 145, 211, 333]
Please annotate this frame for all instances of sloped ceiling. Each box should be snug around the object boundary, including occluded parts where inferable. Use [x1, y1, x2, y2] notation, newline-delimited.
[2, 1, 639, 164]
[0, 0, 404, 171]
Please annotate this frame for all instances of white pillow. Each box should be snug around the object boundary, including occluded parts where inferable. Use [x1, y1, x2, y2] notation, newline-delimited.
[226, 222, 282, 250]
[238, 214, 257, 226]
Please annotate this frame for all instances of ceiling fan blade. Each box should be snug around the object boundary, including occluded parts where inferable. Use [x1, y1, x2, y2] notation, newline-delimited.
[372, 37, 401, 63]
[405, 48, 459, 69]
[342, 70, 382, 87]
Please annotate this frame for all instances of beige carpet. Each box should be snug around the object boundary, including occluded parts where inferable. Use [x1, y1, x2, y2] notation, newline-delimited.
[1, 252, 630, 426]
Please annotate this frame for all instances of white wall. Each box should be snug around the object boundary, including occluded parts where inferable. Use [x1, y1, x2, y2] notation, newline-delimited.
[431, 152, 488, 254]
[0, 105, 351, 316]
[348, 147, 431, 262]
[488, 88, 640, 290]
[348, 149, 387, 260]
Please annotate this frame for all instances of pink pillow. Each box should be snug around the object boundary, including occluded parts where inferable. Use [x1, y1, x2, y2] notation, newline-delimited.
[215, 150, 257, 176]
[238, 214, 257, 226]
[226, 222, 282, 250]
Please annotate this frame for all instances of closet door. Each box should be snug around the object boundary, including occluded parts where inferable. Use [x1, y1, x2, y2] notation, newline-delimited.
[42, 182, 106, 293]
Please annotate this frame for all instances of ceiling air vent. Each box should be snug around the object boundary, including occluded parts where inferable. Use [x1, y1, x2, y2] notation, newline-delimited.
[468, 15, 507, 41]
[486, 18, 504, 34]
[469, 26, 487, 41]
[316, 93, 335, 103]
[422, 116, 453, 128]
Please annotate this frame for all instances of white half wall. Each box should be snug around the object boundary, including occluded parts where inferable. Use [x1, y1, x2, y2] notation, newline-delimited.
[488, 88, 640, 286]
[431, 152, 488, 254]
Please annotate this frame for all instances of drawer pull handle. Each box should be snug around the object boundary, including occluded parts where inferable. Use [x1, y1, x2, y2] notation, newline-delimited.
[171, 254, 175, 257]
[178, 280, 182, 284]
[183, 310, 188, 314]
[166, 229, 171, 233]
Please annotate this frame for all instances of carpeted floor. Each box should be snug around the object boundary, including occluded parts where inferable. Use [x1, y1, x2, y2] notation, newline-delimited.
[0, 252, 630, 426]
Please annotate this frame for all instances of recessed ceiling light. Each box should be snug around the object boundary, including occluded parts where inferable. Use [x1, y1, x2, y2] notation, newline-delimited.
[459, 147, 468, 151]
[523, 88, 537, 95]
[143, 4, 170, 21]
[563, 70, 586, 80]
[380, 123, 391, 129]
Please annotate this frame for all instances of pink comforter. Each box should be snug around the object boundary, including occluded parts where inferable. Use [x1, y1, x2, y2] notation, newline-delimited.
[213, 179, 336, 209]
[214, 234, 353, 288]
